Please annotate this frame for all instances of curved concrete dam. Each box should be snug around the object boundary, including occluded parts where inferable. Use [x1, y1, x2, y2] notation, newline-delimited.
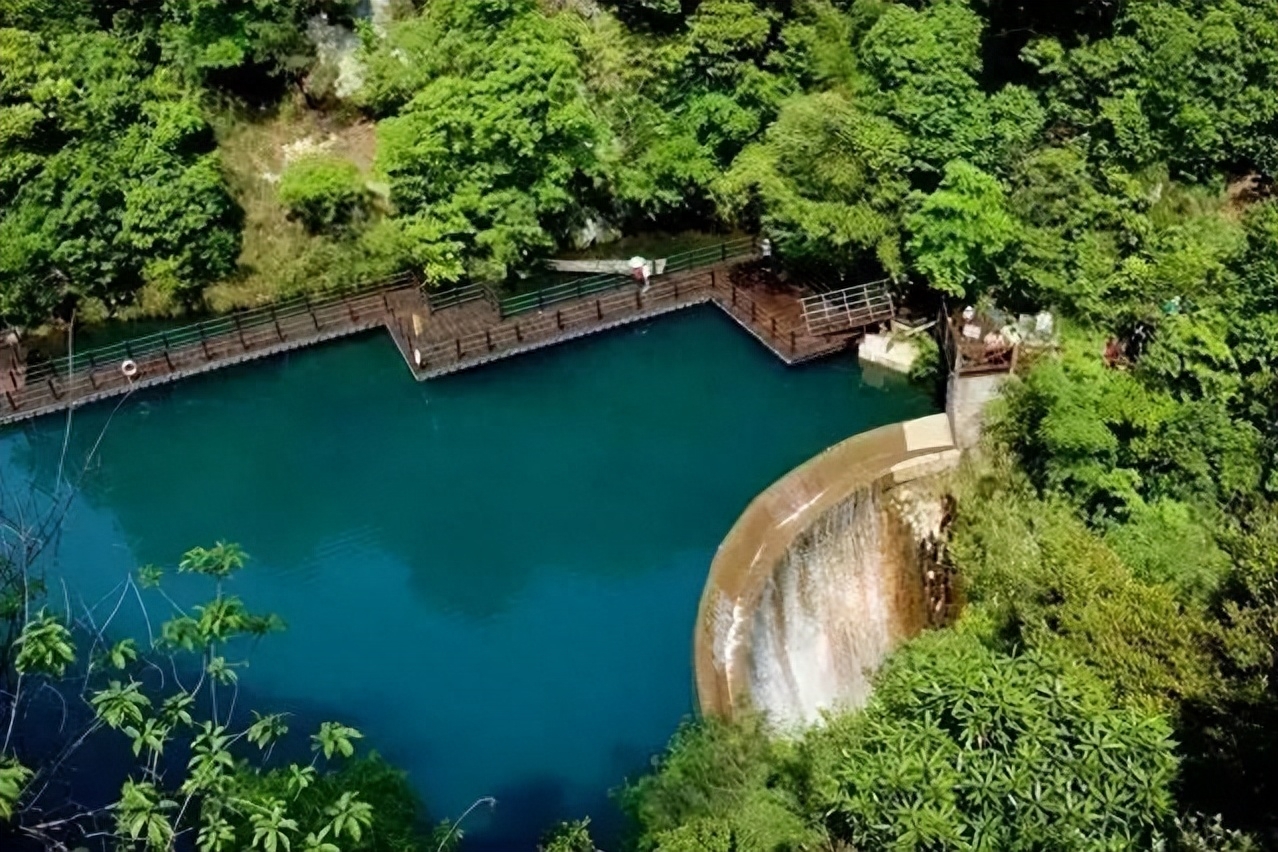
[694, 413, 959, 726]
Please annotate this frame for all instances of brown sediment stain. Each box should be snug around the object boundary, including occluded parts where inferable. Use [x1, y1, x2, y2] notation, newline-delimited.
[693, 415, 957, 722]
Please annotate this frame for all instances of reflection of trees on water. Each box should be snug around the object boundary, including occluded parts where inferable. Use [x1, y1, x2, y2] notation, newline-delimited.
[5, 315, 933, 619]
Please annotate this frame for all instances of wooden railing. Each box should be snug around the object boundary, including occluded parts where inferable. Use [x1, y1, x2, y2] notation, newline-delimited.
[941, 308, 1019, 376]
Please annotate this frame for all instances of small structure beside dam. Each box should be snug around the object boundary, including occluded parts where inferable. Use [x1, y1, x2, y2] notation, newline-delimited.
[694, 413, 960, 726]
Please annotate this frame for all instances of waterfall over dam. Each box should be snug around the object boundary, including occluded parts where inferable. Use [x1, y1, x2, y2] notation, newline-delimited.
[695, 414, 959, 726]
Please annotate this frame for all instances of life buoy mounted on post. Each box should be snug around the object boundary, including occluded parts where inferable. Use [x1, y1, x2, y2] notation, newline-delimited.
[120, 359, 138, 379]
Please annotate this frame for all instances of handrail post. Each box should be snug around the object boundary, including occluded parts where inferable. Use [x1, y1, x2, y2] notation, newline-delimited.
[233, 313, 248, 349]
[455, 339, 462, 360]
[197, 326, 212, 359]
[5, 390, 16, 410]
[485, 329, 493, 351]
[790, 330, 796, 353]
[271, 307, 285, 341]
[596, 299, 602, 320]
[556, 310, 563, 330]
[721, 242, 727, 261]
[515, 323, 522, 342]
[771, 316, 777, 338]
[306, 296, 321, 331]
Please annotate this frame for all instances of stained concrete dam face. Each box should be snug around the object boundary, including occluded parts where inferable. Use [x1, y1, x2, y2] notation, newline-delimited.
[746, 486, 929, 727]
[695, 414, 958, 726]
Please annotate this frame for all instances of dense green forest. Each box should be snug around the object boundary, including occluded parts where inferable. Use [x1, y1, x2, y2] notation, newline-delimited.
[4, 0, 1278, 849]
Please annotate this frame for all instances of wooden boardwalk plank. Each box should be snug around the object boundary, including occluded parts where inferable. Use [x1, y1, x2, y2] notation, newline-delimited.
[0, 260, 892, 426]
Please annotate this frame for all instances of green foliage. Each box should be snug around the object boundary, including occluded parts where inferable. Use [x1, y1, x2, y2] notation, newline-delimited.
[1104, 499, 1230, 600]
[949, 461, 1223, 712]
[906, 329, 940, 384]
[538, 818, 596, 852]
[0, 758, 30, 821]
[805, 631, 1178, 851]
[0, 27, 239, 323]
[13, 609, 74, 676]
[231, 754, 435, 852]
[279, 155, 368, 232]
[858, 2, 1042, 175]
[998, 339, 1262, 517]
[373, 0, 608, 282]
[0, 541, 427, 852]
[1026, 0, 1278, 177]
[717, 90, 910, 271]
[158, 0, 325, 86]
[622, 715, 821, 852]
[906, 161, 1020, 298]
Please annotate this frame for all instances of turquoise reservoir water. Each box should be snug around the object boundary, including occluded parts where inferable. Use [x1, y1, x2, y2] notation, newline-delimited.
[1, 308, 934, 848]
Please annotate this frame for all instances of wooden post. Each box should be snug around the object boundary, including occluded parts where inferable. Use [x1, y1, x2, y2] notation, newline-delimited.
[556, 310, 563, 330]
[5, 390, 15, 410]
[382, 291, 391, 310]
[771, 316, 777, 338]
[163, 350, 174, 370]
[790, 330, 796, 353]
[673, 280, 679, 299]
[88, 370, 98, 389]
[233, 314, 248, 349]
[485, 329, 492, 351]
[47, 377, 60, 399]
[306, 296, 320, 331]
[87, 353, 96, 369]
[635, 291, 642, 309]
[347, 301, 358, 322]
[751, 302, 757, 323]
[455, 339, 462, 360]
[271, 307, 284, 341]
[721, 242, 727, 261]
[516, 324, 523, 342]
[198, 326, 212, 359]
[596, 299, 602, 320]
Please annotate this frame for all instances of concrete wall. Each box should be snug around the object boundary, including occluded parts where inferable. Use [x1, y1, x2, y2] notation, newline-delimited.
[693, 414, 958, 721]
[946, 372, 1009, 451]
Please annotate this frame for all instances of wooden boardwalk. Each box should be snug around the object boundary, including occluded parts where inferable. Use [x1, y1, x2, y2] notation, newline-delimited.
[397, 265, 870, 379]
[0, 258, 893, 427]
[0, 274, 426, 426]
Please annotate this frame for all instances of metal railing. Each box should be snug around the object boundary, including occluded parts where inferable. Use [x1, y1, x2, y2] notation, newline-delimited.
[800, 278, 894, 336]
[24, 272, 416, 383]
[425, 282, 494, 312]
[496, 236, 757, 319]
[3, 273, 419, 417]
[416, 265, 849, 375]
